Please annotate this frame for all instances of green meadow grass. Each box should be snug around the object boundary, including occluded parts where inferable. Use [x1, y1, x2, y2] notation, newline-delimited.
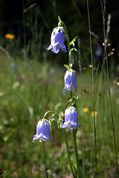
[0, 55, 119, 177]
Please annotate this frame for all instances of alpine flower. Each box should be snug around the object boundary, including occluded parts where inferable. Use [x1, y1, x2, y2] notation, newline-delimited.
[61, 106, 79, 129]
[47, 27, 67, 54]
[64, 69, 77, 91]
[33, 120, 50, 141]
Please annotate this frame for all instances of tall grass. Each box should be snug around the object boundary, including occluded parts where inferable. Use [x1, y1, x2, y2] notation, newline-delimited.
[86, 0, 119, 177]
[0, 54, 119, 177]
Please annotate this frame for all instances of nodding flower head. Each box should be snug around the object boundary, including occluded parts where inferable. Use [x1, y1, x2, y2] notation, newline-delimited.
[61, 106, 79, 129]
[33, 120, 50, 142]
[64, 69, 77, 91]
[47, 27, 67, 54]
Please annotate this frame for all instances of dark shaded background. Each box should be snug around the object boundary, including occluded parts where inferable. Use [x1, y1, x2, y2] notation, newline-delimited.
[0, 0, 119, 65]
[0, 0, 118, 38]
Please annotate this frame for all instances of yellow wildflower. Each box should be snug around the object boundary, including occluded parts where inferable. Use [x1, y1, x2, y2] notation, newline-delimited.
[91, 111, 98, 118]
[83, 107, 89, 113]
[4, 34, 15, 40]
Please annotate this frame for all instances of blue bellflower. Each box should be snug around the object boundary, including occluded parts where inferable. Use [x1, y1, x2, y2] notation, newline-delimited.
[61, 106, 79, 129]
[64, 69, 77, 91]
[95, 45, 103, 61]
[33, 120, 50, 141]
[47, 27, 67, 54]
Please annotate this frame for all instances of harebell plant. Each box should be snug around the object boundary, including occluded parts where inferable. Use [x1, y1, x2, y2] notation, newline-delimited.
[33, 16, 81, 177]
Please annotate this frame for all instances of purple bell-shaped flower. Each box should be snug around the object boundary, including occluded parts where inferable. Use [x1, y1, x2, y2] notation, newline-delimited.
[64, 69, 77, 91]
[33, 120, 50, 141]
[61, 106, 79, 129]
[47, 27, 67, 54]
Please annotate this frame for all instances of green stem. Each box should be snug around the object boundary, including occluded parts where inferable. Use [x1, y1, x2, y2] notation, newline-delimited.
[63, 130, 75, 177]
[42, 142, 49, 178]
[73, 130, 80, 178]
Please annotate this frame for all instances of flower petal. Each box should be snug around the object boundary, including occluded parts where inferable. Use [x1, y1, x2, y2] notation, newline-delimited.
[33, 134, 41, 141]
[61, 122, 69, 128]
[46, 44, 52, 51]
[52, 45, 60, 54]
[40, 134, 50, 141]
[40, 121, 50, 141]
[60, 44, 67, 53]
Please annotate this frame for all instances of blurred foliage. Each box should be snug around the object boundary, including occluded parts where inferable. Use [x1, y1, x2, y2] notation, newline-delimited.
[0, 55, 119, 177]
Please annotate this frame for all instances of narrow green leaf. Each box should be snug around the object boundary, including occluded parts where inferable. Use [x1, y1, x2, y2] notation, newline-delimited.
[70, 36, 78, 46]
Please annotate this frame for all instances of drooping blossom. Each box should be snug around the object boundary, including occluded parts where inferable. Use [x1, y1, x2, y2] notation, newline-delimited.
[33, 120, 50, 141]
[47, 27, 66, 54]
[64, 69, 77, 91]
[61, 106, 79, 129]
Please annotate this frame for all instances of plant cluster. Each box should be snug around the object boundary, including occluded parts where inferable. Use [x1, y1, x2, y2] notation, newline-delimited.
[32, 17, 81, 177]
